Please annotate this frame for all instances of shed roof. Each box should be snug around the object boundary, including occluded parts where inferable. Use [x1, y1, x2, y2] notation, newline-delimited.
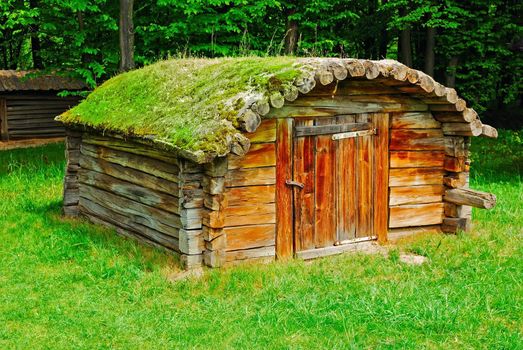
[0, 70, 86, 92]
[57, 57, 483, 163]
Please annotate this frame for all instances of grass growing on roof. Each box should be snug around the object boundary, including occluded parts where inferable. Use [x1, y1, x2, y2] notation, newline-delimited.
[58, 57, 303, 160]
[0, 131, 521, 348]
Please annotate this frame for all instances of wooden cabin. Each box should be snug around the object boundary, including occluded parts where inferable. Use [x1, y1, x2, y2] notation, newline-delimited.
[58, 57, 497, 269]
[0, 71, 84, 141]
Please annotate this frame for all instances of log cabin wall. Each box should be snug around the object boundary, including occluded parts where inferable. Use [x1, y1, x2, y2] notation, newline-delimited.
[65, 133, 206, 269]
[0, 92, 79, 141]
[219, 119, 278, 266]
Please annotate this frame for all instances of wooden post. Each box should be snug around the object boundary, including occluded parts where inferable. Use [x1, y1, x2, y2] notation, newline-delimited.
[276, 118, 293, 260]
[0, 98, 8, 141]
[373, 113, 389, 243]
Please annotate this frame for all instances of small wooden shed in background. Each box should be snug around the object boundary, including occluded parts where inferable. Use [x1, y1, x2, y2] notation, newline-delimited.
[0, 71, 84, 141]
[58, 57, 497, 269]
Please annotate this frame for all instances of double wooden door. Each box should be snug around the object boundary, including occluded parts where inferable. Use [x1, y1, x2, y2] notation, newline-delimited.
[289, 113, 389, 254]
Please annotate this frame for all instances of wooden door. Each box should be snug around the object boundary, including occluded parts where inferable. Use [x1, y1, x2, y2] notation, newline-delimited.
[290, 113, 389, 254]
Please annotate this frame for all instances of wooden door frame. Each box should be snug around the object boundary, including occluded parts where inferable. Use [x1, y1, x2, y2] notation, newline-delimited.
[275, 114, 389, 260]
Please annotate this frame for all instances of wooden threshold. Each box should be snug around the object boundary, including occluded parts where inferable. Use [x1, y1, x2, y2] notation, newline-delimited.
[0, 137, 64, 151]
[296, 238, 378, 260]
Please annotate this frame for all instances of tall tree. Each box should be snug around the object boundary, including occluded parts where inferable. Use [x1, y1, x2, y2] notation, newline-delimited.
[119, 0, 135, 71]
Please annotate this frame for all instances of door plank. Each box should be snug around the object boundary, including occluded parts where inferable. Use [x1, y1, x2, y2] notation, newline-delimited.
[336, 115, 356, 241]
[293, 119, 315, 251]
[355, 114, 373, 238]
[314, 117, 337, 247]
[276, 118, 293, 259]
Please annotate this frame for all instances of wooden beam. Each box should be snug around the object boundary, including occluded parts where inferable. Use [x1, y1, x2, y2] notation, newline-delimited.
[481, 124, 498, 138]
[276, 118, 293, 260]
[0, 98, 8, 141]
[295, 122, 371, 137]
[444, 188, 496, 209]
[373, 113, 389, 243]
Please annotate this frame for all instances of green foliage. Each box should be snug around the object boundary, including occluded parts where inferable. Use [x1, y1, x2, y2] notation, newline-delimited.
[0, 0, 521, 125]
[0, 134, 522, 348]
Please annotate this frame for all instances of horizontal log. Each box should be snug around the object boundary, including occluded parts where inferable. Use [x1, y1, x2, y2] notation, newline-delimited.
[442, 119, 482, 136]
[225, 203, 276, 227]
[80, 196, 180, 251]
[481, 124, 498, 138]
[432, 108, 477, 123]
[287, 94, 427, 107]
[79, 184, 185, 233]
[387, 225, 442, 242]
[444, 188, 496, 209]
[389, 185, 444, 206]
[226, 246, 275, 262]
[308, 80, 400, 96]
[390, 112, 441, 129]
[389, 168, 444, 187]
[202, 176, 225, 195]
[9, 128, 65, 135]
[81, 143, 186, 184]
[389, 203, 444, 228]
[270, 102, 428, 118]
[429, 98, 466, 112]
[245, 119, 276, 143]
[390, 151, 445, 168]
[226, 185, 275, 207]
[83, 134, 201, 171]
[228, 143, 276, 170]
[390, 129, 445, 151]
[442, 217, 471, 233]
[8, 113, 63, 121]
[79, 169, 180, 214]
[225, 166, 276, 187]
[224, 224, 275, 251]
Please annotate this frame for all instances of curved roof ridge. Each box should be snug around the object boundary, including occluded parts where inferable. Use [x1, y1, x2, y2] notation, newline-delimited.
[57, 57, 491, 164]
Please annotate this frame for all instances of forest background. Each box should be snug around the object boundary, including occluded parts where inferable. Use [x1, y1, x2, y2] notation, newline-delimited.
[1, 0, 521, 128]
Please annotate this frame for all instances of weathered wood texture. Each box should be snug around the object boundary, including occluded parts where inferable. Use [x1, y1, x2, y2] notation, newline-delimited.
[0, 98, 7, 141]
[2, 94, 79, 140]
[388, 112, 445, 228]
[291, 113, 388, 248]
[63, 131, 82, 216]
[71, 134, 205, 269]
[221, 123, 278, 264]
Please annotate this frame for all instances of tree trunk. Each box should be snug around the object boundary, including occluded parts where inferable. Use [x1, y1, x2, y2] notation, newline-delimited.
[119, 0, 135, 72]
[446, 56, 459, 87]
[424, 26, 436, 76]
[29, 0, 43, 69]
[284, 10, 298, 55]
[399, 28, 413, 67]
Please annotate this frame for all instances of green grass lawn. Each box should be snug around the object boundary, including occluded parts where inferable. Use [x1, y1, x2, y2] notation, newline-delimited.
[1, 132, 522, 349]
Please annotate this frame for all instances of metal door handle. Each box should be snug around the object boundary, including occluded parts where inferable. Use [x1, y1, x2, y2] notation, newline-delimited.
[285, 180, 304, 189]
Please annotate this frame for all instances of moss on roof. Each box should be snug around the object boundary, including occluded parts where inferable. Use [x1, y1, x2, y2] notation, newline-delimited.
[57, 57, 306, 162]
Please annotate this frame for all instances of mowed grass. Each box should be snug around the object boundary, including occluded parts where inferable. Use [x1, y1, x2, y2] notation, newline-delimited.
[0, 132, 522, 349]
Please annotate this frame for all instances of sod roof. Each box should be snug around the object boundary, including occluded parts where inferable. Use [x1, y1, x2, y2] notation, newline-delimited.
[57, 57, 482, 163]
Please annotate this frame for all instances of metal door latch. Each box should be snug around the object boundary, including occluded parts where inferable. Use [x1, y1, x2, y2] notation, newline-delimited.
[285, 180, 304, 189]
